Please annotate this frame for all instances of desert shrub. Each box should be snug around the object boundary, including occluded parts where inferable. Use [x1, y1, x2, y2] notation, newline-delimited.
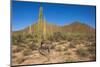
[12, 36, 15, 44]
[82, 33, 95, 42]
[12, 35, 18, 45]
[52, 32, 67, 42]
[68, 40, 77, 48]
[47, 35, 55, 42]
[33, 33, 43, 43]
[76, 47, 88, 57]
[87, 46, 96, 55]
[15, 57, 25, 64]
[12, 34, 25, 45]
[50, 45, 55, 49]
[54, 45, 68, 51]
[22, 49, 32, 56]
[21, 34, 33, 44]
[28, 42, 40, 50]
[89, 54, 96, 61]
[33, 37, 40, 43]
[87, 43, 96, 60]
[74, 32, 85, 39]
[67, 37, 73, 42]
[22, 33, 42, 50]
[13, 47, 23, 53]
[26, 34, 33, 38]
[20, 33, 42, 50]
[16, 34, 24, 42]
[65, 33, 76, 42]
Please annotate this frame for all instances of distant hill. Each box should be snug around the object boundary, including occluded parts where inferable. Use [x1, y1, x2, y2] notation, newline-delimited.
[12, 21, 95, 36]
[62, 21, 95, 33]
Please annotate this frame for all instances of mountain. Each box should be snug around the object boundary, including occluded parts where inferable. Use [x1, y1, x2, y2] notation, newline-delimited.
[62, 21, 95, 33]
[12, 21, 95, 36]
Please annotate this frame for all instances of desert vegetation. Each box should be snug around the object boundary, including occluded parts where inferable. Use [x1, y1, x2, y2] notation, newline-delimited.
[12, 30, 96, 66]
[12, 6, 96, 66]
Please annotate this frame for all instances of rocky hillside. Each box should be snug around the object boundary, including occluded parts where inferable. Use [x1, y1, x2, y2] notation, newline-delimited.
[12, 21, 95, 36]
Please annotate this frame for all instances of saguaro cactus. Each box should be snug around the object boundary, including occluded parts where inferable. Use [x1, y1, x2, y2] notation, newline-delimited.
[38, 7, 43, 33]
[29, 25, 32, 34]
[43, 18, 46, 40]
[37, 6, 47, 40]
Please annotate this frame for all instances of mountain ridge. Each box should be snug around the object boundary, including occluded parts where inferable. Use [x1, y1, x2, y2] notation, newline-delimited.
[12, 21, 95, 35]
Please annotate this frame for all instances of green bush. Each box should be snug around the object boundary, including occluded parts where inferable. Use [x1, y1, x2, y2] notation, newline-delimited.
[50, 32, 67, 42]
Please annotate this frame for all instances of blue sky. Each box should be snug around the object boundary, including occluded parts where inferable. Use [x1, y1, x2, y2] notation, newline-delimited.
[12, 1, 96, 31]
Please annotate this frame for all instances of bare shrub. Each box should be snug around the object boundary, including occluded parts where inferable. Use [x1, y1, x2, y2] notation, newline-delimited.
[76, 47, 88, 57]
[54, 44, 68, 51]
[13, 46, 23, 53]
[87, 46, 96, 55]
[68, 41, 77, 48]
[22, 49, 32, 56]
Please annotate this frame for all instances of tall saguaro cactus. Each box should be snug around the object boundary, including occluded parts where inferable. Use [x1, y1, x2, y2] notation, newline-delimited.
[29, 25, 32, 34]
[39, 7, 43, 21]
[38, 6, 47, 40]
[43, 18, 46, 40]
[38, 7, 43, 33]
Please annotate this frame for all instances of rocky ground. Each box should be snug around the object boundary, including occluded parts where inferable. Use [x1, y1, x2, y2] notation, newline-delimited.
[12, 40, 96, 66]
